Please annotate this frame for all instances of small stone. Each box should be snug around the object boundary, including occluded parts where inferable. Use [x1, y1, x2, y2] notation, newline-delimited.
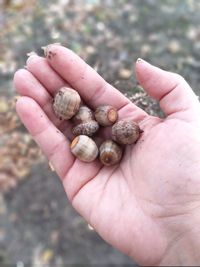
[40, 249, 54, 263]
[50, 230, 60, 244]
[96, 22, 105, 31]
[85, 45, 96, 54]
[141, 44, 151, 56]
[118, 68, 132, 79]
[167, 40, 181, 54]
[0, 100, 9, 113]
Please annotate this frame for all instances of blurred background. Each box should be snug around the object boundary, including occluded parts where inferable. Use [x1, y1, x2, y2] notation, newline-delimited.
[1, 0, 200, 266]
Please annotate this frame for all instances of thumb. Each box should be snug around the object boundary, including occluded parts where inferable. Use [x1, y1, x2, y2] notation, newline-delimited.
[135, 59, 200, 121]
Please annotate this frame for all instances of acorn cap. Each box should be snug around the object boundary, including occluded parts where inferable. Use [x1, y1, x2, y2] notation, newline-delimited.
[72, 121, 99, 137]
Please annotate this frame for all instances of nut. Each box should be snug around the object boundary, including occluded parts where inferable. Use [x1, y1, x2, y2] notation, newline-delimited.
[94, 105, 118, 126]
[53, 87, 81, 120]
[72, 121, 99, 136]
[72, 105, 94, 124]
[70, 135, 98, 162]
[72, 105, 99, 136]
[112, 120, 141, 145]
[99, 140, 122, 166]
[51, 82, 142, 165]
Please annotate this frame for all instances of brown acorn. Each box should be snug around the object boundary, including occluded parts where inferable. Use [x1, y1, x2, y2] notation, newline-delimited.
[112, 120, 142, 145]
[94, 105, 118, 126]
[99, 140, 122, 166]
[72, 105, 99, 136]
[53, 87, 81, 120]
[70, 135, 98, 162]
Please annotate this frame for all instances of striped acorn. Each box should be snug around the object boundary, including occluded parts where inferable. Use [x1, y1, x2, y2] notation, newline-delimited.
[99, 140, 122, 166]
[70, 135, 98, 162]
[53, 87, 81, 120]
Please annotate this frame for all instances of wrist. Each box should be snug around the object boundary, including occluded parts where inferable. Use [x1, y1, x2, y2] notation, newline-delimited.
[159, 227, 200, 266]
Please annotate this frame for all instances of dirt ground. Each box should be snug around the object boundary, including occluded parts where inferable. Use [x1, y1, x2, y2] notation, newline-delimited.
[1, 0, 200, 266]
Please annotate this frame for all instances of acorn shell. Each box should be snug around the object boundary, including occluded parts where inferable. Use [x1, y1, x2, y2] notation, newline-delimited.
[99, 140, 122, 166]
[72, 121, 99, 137]
[70, 135, 98, 162]
[94, 105, 118, 126]
[53, 87, 81, 120]
[72, 105, 94, 125]
[112, 120, 141, 145]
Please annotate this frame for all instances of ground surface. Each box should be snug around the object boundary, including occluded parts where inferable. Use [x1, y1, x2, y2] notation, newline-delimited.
[1, 0, 200, 266]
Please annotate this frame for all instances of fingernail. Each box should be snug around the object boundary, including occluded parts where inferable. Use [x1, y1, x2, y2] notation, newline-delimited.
[41, 45, 48, 57]
[52, 42, 61, 46]
[136, 58, 144, 63]
[41, 43, 61, 57]
[26, 55, 36, 65]
[26, 51, 38, 65]
[27, 51, 37, 57]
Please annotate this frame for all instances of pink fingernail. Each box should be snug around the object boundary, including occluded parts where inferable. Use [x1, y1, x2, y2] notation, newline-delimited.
[136, 58, 144, 63]
[27, 51, 37, 57]
[41, 45, 49, 57]
[41, 43, 61, 58]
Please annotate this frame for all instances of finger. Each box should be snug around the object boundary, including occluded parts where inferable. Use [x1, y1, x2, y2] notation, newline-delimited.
[16, 96, 103, 201]
[14, 69, 51, 105]
[13, 69, 73, 135]
[44, 44, 145, 115]
[135, 59, 200, 120]
[26, 55, 68, 96]
[15, 96, 74, 179]
[96, 102, 157, 141]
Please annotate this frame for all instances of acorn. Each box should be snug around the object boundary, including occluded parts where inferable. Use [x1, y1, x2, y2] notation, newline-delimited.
[112, 120, 142, 145]
[70, 135, 98, 162]
[72, 121, 99, 136]
[99, 140, 122, 166]
[94, 105, 118, 126]
[53, 87, 81, 120]
[72, 105, 94, 124]
[72, 105, 99, 137]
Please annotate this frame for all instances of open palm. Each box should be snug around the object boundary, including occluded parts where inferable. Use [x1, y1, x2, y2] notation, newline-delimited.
[14, 45, 200, 266]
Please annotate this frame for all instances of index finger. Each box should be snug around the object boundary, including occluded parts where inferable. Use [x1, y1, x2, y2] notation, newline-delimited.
[44, 44, 130, 110]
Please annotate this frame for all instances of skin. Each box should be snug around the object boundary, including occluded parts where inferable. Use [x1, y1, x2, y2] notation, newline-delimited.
[13, 44, 200, 266]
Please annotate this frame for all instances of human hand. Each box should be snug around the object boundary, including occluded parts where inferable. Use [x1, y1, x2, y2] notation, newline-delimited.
[14, 44, 200, 266]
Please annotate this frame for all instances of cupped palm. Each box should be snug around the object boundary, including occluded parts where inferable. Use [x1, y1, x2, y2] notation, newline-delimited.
[14, 45, 200, 266]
